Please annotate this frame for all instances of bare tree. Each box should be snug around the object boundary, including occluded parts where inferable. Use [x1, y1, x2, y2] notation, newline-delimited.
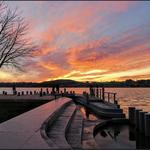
[0, 1, 37, 69]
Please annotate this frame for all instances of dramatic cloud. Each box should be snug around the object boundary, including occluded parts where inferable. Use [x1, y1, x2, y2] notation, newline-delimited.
[0, 1, 150, 82]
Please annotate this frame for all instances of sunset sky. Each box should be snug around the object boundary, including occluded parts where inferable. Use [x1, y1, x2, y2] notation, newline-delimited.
[0, 1, 150, 82]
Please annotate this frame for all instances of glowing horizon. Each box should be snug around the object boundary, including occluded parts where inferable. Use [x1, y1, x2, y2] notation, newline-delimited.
[0, 1, 150, 82]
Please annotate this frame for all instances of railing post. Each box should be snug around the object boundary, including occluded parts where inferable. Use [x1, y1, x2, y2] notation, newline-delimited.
[102, 86, 105, 101]
[108, 93, 110, 103]
[93, 88, 95, 97]
[86, 93, 89, 105]
[96, 87, 99, 98]
[99, 89, 102, 100]
[113, 93, 116, 103]
[64, 88, 66, 94]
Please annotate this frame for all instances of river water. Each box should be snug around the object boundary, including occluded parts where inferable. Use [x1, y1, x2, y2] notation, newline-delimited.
[0, 87, 150, 116]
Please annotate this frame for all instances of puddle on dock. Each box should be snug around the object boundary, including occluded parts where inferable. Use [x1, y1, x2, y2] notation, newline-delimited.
[94, 124, 150, 149]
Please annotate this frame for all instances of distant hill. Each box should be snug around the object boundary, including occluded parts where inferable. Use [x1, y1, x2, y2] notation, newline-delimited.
[0, 79, 150, 87]
[41, 79, 87, 87]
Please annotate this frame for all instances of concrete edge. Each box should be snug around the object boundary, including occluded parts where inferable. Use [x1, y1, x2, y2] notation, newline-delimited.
[40, 100, 73, 148]
[75, 99, 125, 118]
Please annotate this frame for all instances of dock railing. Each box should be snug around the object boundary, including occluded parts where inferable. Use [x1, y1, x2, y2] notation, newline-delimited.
[88, 86, 118, 105]
[104, 92, 117, 104]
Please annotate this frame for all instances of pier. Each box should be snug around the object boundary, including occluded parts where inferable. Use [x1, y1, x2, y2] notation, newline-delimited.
[0, 87, 149, 149]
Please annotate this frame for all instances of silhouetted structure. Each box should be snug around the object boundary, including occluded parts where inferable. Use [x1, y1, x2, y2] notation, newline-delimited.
[0, 79, 150, 88]
[12, 85, 17, 95]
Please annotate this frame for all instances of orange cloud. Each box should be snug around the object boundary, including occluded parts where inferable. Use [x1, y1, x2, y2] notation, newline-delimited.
[61, 24, 150, 81]
[37, 61, 69, 80]
[2, 1, 148, 82]
[29, 1, 135, 58]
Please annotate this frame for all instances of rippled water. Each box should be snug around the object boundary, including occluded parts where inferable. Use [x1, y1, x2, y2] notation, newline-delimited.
[105, 88, 150, 117]
[0, 87, 150, 116]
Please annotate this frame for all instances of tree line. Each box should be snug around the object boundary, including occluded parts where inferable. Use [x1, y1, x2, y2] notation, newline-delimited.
[0, 79, 150, 87]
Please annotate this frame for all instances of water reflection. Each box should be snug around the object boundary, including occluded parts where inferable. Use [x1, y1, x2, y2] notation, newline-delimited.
[95, 124, 150, 149]
[78, 105, 98, 121]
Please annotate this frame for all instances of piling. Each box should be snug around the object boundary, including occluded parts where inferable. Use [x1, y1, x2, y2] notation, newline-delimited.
[139, 111, 147, 134]
[113, 93, 116, 103]
[86, 93, 89, 105]
[21, 91, 24, 95]
[129, 126, 136, 141]
[114, 100, 118, 105]
[144, 113, 150, 137]
[108, 93, 110, 103]
[96, 87, 99, 98]
[128, 107, 136, 125]
[93, 88, 95, 97]
[99, 89, 102, 100]
[135, 109, 142, 130]
[64, 88, 66, 94]
[17, 92, 20, 96]
[73, 91, 75, 95]
[43, 91, 46, 95]
[102, 87, 105, 101]
[46, 88, 49, 94]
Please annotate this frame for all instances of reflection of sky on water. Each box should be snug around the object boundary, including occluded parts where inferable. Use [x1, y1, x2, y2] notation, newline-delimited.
[105, 88, 150, 117]
[78, 106, 98, 121]
[95, 124, 150, 149]
[95, 125, 135, 149]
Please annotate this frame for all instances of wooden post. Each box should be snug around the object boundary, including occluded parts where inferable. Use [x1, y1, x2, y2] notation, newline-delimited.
[86, 93, 89, 105]
[96, 87, 99, 98]
[64, 88, 66, 94]
[99, 89, 102, 100]
[93, 88, 95, 97]
[128, 107, 135, 125]
[135, 109, 142, 130]
[114, 93, 116, 104]
[102, 86, 105, 101]
[145, 113, 150, 137]
[139, 111, 147, 134]
[108, 93, 110, 102]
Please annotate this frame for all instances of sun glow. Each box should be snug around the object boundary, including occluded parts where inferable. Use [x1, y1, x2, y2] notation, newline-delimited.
[1, 1, 150, 82]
